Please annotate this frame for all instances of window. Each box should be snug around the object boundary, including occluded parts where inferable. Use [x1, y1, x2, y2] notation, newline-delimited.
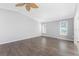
[41, 23, 46, 34]
[59, 21, 68, 36]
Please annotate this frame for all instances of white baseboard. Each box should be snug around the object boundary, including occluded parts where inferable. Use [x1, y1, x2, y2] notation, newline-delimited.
[0, 34, 41, 45]
[0, 33, 73, 45]
[54, 37, 74, 41]
[43, 34, 74, 41]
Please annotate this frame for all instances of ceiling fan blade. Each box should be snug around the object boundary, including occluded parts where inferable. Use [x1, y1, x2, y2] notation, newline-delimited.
[16, 3, 25, 7]
[25, 3, 31, 7]
[30, 3, 39, 8]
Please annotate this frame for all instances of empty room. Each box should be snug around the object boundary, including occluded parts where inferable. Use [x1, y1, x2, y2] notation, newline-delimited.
[0, 3, 79, 56]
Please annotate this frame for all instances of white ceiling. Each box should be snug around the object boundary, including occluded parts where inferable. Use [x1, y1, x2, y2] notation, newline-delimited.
[0, 3, 76, 22]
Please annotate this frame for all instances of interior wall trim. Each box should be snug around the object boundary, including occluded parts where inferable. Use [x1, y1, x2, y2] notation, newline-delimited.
[0, 34, 41, 45]
[42, 34, 74, 41]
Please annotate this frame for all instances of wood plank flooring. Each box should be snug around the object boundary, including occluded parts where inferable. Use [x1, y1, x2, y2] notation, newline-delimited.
[0, 36, 78, 56]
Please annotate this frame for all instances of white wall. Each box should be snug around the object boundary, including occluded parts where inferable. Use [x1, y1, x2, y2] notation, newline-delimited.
[43, 18, 74, 41]
[0, 9, 41, 44]
[74, 4, 79, 44]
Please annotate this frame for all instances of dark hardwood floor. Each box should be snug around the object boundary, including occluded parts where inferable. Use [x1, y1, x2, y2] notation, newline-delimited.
[0, 36, 78, 56]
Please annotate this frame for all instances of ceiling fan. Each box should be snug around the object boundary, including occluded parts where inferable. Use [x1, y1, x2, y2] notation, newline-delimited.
[16, 3, 39, 11]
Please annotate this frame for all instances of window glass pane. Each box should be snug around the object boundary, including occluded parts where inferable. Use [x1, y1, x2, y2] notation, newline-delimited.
[60, 21, 68, 35]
